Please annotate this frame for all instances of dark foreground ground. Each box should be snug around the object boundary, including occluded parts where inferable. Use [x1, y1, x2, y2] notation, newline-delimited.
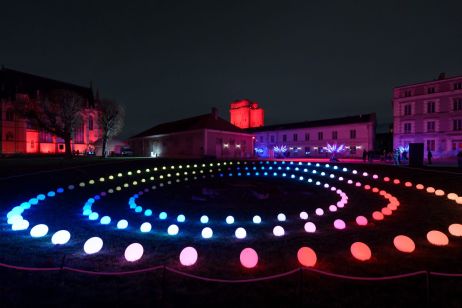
[0, 157, 462, 307]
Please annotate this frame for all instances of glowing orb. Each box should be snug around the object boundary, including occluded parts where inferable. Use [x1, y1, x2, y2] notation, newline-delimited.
[140, 222, 152, 233]
[135, 206, 142, 213]
[333, 219, 346, 230]
[405, 181, 412, 187]
[117, 219, 128, 229]
[416, 184, 424, 190]
[426, 187, 435, 193]
[457, 197, 462, 205]
[448, 224, 462, 237]
[226, 216, 235, 224]
[144, 209, 152, 216]
[167, 224, 179, 235]
[89, 212, 99, 221]
[159, 212, 167, 220]
[12, 220, 29, 231]
[304, 222, 316, 233]
[426, 230, 449, 246]
[435, 189, 445, 196]
[372, 211, 384, 221]
[299, 212, 308, 220]
[329, 205, 337, 212]
[447, 193, 458, 200]
[350, 242, 372, 261]
[235, 227, 247, 239]
[384, 177, 390, 182]
[100, 216, 111, 225]
[201, 227, 213, 239]
[393, 235, 415, 253]
[30, 224, 48, 237]
[177, 214, 186, 223]
[277, 213, 286, 222]
[83, 237, 103, 254]
[381, 208, 392, 216]
[240, 248, 258, 269]
[179, 247, 198, 266]
[51, 230, 71, 245]
[315, 208, 324, 216]
[273, 226, 285, 236]
[200, 215, 209, 224]
[253, 215, 262, 224]
[8, 215, 23, 225]
[393, 179, 400, 184]
[297, 247, 317, 267]
[124, 243, 144, 262]
[356, 216, 368, 226]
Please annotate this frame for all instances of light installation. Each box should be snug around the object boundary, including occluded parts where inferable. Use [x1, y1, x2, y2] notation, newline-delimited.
[179, 247, 198, 266]
[167, 224, 179, 236]
[299, 212, 308, 220]
[235, 227, 247, 239]
[240, 248, 258, 269]
[350, 242, 372, 261]
[277, 213, 286, 222]
[200, 215, 209, 224]
[297, 247, 317, 267]
[448, 224, 462, 237]
[304, 222, 316, 233]
[252, 215, 262, 224]
[325, 143, 345, 153]
[124, 243, 144, 262]
[273, 145, 287, 153]
[84, 237, 103, 254]
[225, 216, 235, 224]
[393, 235, 415, 253]
[117, 219, 128, 229]
[51, 230, 71, 245]
[30, 224, 48, 238]
[273, 226, 285, 237]
[426, 230, 449, 246]
[201, 227, 213, 239]
[140, 222, 152, 233]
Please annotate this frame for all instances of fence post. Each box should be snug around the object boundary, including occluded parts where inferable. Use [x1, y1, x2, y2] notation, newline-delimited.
[298, 268, 303, 307]
[161, 265, 166, 305]
[425, 271, 430, 306]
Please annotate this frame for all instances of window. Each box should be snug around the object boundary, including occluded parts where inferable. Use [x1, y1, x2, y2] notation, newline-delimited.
[282, 134, 287, 142]
[427, 87, 435, 94]
[5, 109, 14, 121]
[404, 90, 412, 97]
[426, 101, 435, 113]
[39, 129, 53, 143]
[88, 116, 94, 131]
[6, 131, 14, 141]
[304, 133, 310, 141]
[453, 99, 462, 111]
[404, 104, 412, 116]
[454, 119, 462, 131]
[74, 123, 84, 144]
[426, 121, 435, 133]
[270, 135, 274, 143]
[293, 133, 298, 141]
[318, 132, 323, 140]
[404, 123, 412, 134]
[454, 82, 462, 90]
[427, 140, 435, 151]
[452, 140, 462, 151]
[59, 144, 64, 150]
[350, 129, 356, 139]
[332, 131, 338, 140]
[350, 145, 357, 154]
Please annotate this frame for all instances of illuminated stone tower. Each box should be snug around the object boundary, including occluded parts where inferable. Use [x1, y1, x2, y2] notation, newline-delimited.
[229, 99, 264, 129]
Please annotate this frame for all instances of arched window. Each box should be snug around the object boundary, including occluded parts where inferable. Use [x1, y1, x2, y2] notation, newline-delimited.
[5, 109, 14, 121]
[6, 131, 14, 141]
[88, 115, 94, 131]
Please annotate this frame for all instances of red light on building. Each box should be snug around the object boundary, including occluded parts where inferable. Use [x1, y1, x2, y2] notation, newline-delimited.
[229, 99, 264, 129]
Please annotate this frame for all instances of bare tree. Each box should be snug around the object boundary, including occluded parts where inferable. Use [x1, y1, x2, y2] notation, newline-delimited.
[97, 99, 125, 157]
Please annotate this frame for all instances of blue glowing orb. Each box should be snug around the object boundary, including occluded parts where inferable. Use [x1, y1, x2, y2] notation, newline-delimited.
[89, 212, 99, 220]
[100, 216, 111, 225]
[177, 214, 186, 223]
[159, 212, 167, 220]
[83, 237, 103, 254]
[135, 206, 142, 213]
[144, 209, 153, 216]
[200, 215, 209, 224]
[252, 215, 262, 224]
[12, 219, 29, 231]
[225, 216, 235, 224]
[277, 213, 286, 222]
[201, 227, 213, 239]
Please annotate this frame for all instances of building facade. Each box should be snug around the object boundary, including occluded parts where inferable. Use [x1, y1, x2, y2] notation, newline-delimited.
[0, 68, 100, 155]
[229, 99, 264, 129]
[249, 114, 376, 159]
[393, 73, 462, 158]
[129, 109, 254, 159]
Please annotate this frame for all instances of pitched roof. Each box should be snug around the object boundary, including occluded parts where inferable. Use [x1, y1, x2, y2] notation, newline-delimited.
[247, 113, 376, 133]
[130, 113, 247, 139]
[0, 67, 94, 106]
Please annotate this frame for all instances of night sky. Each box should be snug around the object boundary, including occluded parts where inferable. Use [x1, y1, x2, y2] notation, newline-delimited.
[1, 0, 461, 138]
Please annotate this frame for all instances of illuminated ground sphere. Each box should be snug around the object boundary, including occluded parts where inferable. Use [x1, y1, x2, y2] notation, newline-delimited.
[435, 189, 445, 196]
[315, 208, 324, 216]
[200, 215, 209, 224]
[393, 235, 416, 253]
[179, 247, 198, 266]
[381, 208, 392, 216]
[159, 212, 167, 220]
[333, 219, 346, 230]
[144, 209, 153, 216]
[252, 215, 262, 224]
[426, 230, 449, 246]
[297, 247, 317, 267]
[235, 227, 247, 239]
[299, 212, 308, 220]
[30, 224, 49, 238]
[372, 211, 384, 221]
[273, 226, 285, 237]
[240, 248, 258, 269]
[177, 214, 186, 223]
[329, 205, 337, 212]
[167, 224, 179, 236]
[100, 216, 111, 225]
[355, 216, 368, 226]
[447, 193, 458, 200]
[83, 237, 104, 254]
[448, 224, 462, 237]
[426, 187, 436, 193]
[117, 219, 128, 229]
[201, 227, 213, 239]
[277, 213, 286, 222]
[350, 242, 372, 261]
[51, 230, 71, 245]
[12, 219, 29, 231]
[124, 243, 144, 262]
[304, 222, 316, 233]
[226, 216, 235, 224]
[140, 222, 152, 233]
[89, 212, 99, 221]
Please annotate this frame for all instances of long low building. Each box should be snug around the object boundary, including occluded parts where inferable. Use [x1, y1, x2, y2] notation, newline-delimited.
[248, 113, 376, 158]
[129, 109, 254, 159]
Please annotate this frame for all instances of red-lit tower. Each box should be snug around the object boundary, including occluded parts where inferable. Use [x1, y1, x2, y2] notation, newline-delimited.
[229, 99, 264, 129]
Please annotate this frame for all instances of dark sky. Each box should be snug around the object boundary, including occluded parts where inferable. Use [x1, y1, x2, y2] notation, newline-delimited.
[1, 0, 461, 138]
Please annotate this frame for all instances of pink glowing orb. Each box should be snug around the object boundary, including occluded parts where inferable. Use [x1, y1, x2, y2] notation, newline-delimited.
[372, 211, 384, 221]
[240, 248, 258, 269]
[435, 189, 445, 196]
[179, 247, 198, 266]
[372, 174, 378, 179]
[393, 179, 400, 184]
[448, 224, 462, 237]
[379, 190, 386, 196]
[350, 242, 372, 261]
[381, 207, 392, 216]
[355, 182, 361, 187]
[372, 187, 379, 193]
[426, 230, 449, 246]
[329, 205, 337, 212]
[426, 187, 436, 193]
[315, 208, 324, 216]
[364, 185, 371, 190]
[333, 219, 346, 230]
[393, 235, 415, 253]
[405, 181, 413, 187]
[387, 203, 397, 211]
[336, 201, 344, 208]
[304, 222, 316, 233]
[384, 177, 390, 182]
[124, 243, 144, 262]
[356, 216, 368, 226]
[297, 247, 317, 267]
[416, 184, 424, 190]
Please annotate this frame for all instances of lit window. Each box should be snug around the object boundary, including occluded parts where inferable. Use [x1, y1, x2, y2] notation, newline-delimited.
[453, 99, 462, 111]
[454, 119, 462, 131]
[293, 133, 298, 141]
[404, 104, 412, 116]
[427, 101, 436, 113]
[427, 121, 435, 133]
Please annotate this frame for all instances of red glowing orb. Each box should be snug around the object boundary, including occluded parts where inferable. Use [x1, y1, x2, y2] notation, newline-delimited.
[297, 247, 317, 267]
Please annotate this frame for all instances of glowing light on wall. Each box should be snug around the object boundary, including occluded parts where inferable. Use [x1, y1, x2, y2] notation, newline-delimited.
[334, 219, 346, 230]
[200, 215, 209, 224]
[179, 247, 198, 266]
[100, 216, 111, 225]
[201, 227, 213, 239]
[177, 214, 186, 223]
[159, 212, 167, 220]
[117, 219, 128, 229]
[273, 226, 285, 236]
[252, 215, 262, 224]
[356, 216, 368, 226]
[273, 145, 287, 153]
[304, 222, 316, 233]
[235, 227, 247, 239]
[297, 247, 317, 267]
[140, 222, 152, 233]
[448, 224, 462, 237]
[299, 212, 308, 220]
[277, 213, 286, 222]
[240, 248, 258, 269]
[315, 208, 324, 216]
[393, 235, 415, 253]
[350, 242, 372, 261]
[51, 230, 71, 245]
[83, 237, 103, 254]
[30, 224, 48, 237]
[426, 230, 449, 246]
[325, 143, 345, 153]
[226, 216, 235, 224]
[124, 243, 144, 262]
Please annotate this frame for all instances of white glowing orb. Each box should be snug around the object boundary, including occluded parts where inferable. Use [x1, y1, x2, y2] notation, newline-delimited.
[51, 230, 71, 245]
[124, 243, 144, 262]
[315, 208, 324, 216]
[8, 215, 23, 225]
[329, 205, 337, 212]
[167, 224, 179, 235]
[12, 220, 29, 231]
[83, 237, 103, 254]
[252, 215, 262, 224]
[30, 224, 48, 237]
[117, 219, 128, 229]
[235, 227, 247, 239]
[277, 213, 286, 222]
[299, 212, 308, 220]
[201, 227, 213, 239]
[273, 226, 285, 237]
[200, 215, 209, 224]
[140, 222, 152, 233]
[179, 247, 198, 266]
[304, 222, 316, 233]
[226, 216, 235, 224]
[334, 219, 346, 230]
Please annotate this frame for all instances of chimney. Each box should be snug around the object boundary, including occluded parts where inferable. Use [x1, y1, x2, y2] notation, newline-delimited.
[211, 107, 218, 120]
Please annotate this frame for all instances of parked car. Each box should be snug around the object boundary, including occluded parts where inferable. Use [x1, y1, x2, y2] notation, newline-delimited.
[120, 146, 134, 157]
